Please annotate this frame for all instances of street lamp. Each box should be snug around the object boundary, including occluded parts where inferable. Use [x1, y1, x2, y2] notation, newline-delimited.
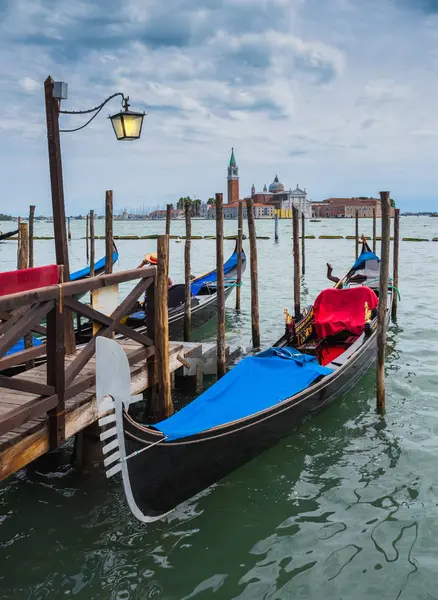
[44, 75, 146, 353]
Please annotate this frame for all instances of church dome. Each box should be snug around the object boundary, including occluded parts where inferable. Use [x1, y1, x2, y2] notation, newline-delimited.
[269, 175, 284, 194]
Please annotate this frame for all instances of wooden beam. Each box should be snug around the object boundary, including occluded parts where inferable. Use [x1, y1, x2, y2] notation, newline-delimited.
[0, 375, 54, 396]
[0, 394, 58, 438]
[376, 191, 391, 416]
[216, 193, 226, 379]
[184, 200, 191, 341]
[292, 206, 300, 318]
[29, 205, 35, 268]
[391, 208, 400, 321]
[246, 198, 260, 348]
[155, 235, 172, 418]
[0, 301, 54, 357]
[0, 344, 47, 371]
[46, 300, 65, 448]
[105, 190, 113, 274]
[236, 201, 243, 310]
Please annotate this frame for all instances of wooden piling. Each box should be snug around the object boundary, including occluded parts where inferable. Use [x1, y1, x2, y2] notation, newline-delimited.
[184, 200, 191, 342]
[18, 222, 28, 270]
[391, 208, 400, 321]
[216, 193, 226, 378]
[165, 204, 172, 236]
[376, 191, 391, 415]
[105, 190, 113, 275]
[28, 205, 35, 269]
[292, 207, 301, 318]
[16, 216, 21, 266]
[274, 212, 279, 242]
[301, 211, 305, 275]
[156, 235, 173, 418]
[372, 208, 377, 254]
[246, 198, 260, 348]
[85, 213, 89, 263]
[236, 201, 243, 311]
[67, 217, 72, 241]
[89, 210, 95, 277]
[355, 209, 359, 260]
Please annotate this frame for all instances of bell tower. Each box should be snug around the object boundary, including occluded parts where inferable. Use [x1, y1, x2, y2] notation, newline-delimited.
[227, 147, 239, 204]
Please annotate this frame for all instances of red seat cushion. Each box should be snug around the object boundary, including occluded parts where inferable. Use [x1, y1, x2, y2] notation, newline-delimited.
[313, 287, 378, 339]
[0, 265, 59, 297]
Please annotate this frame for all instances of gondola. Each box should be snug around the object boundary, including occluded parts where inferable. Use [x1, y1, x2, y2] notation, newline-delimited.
[0, 228, 19, 241]
[96, 239, 394, 522]
[124, 241, 246, 339]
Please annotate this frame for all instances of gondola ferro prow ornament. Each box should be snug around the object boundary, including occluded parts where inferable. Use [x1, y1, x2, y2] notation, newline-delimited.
[96, 337, 168, 523]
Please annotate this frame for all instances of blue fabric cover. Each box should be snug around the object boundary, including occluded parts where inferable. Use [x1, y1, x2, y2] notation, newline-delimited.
[6, 336, 43, 357]
[154, 348, 333, 441]
[190, 248, 244, 296]
[70, 251, 119, 281]
[352, 251, 380, 272]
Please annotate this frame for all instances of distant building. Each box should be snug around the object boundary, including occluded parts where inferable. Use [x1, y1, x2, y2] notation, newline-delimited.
[227, 148, 239, 204]
[149, 209, 184, 220]
[208, 201, 274, 220]
[249, 175, 312, 218]
[311, 197, 394, 218]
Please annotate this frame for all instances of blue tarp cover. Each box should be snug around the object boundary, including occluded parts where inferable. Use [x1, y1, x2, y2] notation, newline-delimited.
[70, 251, 119, 281]
[190, 249, 244, 296]
[6, 336, 43, 357]
[154, 348, 333, 441]
[352, 251, 380, 272]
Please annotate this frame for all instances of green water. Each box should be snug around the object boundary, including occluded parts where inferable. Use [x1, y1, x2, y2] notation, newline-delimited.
[0, 216, 437, 599]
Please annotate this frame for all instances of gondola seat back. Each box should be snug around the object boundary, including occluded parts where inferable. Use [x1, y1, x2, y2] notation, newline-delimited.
[313, 287, 378, 339]
[0, 264, 59, 297]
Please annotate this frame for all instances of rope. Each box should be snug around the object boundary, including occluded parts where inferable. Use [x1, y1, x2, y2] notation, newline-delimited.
[120, 435, 169, 463]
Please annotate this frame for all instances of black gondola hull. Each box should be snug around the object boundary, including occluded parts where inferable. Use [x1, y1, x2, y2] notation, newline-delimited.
[123, 313, 382, 518]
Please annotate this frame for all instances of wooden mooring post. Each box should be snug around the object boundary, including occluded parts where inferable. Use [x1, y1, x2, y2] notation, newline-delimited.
[274, 212, 279, 242]
[89, 210, 95, 277]
[355, 209, 359, 260]
[16, 216, 21, 266]
[372, 208, 377, 254]
[28, 205, 35, 268]
[105, 190, 113, 274]
[235, 201, 243, 311]
[292, 207, 300, 318]
[301, 211, 305, 275]
[67, 217, 72, 241]
[156, 235, 173, 418]
[246, 198, 260, 348]
[376, 191, 391, 415]
[85, 213, 89, 263]
[184, 200, 191, 342]
[392, 208, 400, 321]
[165, 204, 172, 236]
[216, 193, 226, 378]
[17, 223, 28, 270]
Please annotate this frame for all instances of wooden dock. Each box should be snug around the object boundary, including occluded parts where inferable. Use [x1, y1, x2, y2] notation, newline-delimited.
[0, 263, 220, 481]
[0, 339, 209, 480]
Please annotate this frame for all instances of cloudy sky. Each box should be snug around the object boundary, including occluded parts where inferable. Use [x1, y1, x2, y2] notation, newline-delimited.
[1, 0, 438, 215]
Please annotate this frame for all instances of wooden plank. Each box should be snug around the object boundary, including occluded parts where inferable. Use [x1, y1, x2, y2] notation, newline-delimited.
[0, 309, 46, 337]
[0, 375, 54, 396]
[0, 301, 53, 357]
[0, 344, 47, 371]
[0, 394, 58, 437]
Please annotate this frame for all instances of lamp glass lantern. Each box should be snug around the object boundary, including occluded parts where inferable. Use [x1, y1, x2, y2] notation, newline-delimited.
[109, 101, 145, 141]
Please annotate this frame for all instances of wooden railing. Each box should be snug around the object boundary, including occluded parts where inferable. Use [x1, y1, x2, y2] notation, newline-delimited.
[0, 266, 156, 447]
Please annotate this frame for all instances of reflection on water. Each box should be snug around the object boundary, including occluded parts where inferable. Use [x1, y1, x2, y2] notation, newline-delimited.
[1, 217, 438, 599]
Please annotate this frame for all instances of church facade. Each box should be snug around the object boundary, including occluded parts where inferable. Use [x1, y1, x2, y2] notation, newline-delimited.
[249, 176, 312, 218]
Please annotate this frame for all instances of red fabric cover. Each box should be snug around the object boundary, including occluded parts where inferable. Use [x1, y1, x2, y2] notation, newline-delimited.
[0, 265, 59, 297]
[313, 287, 378, 339]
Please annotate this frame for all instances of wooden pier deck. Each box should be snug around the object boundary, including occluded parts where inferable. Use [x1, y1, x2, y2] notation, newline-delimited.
[0, 339, 207, 480]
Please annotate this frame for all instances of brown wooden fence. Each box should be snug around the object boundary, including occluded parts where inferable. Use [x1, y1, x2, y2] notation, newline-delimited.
[0, 266, 156, 448]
